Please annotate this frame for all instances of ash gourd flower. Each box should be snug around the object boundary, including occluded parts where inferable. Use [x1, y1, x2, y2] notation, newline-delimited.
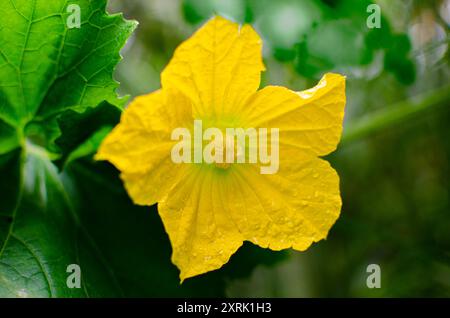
[96, 16, 346, 281]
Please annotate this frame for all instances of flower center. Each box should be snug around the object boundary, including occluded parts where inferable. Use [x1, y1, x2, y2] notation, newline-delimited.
[214, 135, 244, 170]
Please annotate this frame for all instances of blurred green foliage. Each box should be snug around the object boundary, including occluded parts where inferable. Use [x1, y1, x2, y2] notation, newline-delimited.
[108, 0, 450, 297]
[182, 0, 416, 83]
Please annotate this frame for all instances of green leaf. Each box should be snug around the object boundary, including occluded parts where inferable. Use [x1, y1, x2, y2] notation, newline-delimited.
[62, 125, 112, 168]
[0, 119, 20, 155]
[0, 0, 136, 297]
[0, 147, 122, 297]
[54, 101, 121, 168]
[0, 0, 137, 152]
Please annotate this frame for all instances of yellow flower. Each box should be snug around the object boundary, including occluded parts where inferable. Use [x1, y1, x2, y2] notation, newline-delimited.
[96, 16, 346, 281]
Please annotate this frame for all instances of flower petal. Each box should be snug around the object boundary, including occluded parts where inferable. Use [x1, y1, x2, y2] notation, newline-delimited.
[242, 73, 346, 156]
[158, 166, 244, 281]
[227, 146, 341, 251]
[161, 16, 265, 119]
[120, 162, 187, 206]
[96, 89, 192, 174]
[96, 89, 192, 205]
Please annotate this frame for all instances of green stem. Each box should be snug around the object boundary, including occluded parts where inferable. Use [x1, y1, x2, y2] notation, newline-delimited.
[341, 84, 450, 145]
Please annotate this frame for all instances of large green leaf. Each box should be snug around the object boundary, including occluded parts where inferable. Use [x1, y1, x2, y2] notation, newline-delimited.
[0, 0, 135, 297]
[0, 147, 121, 297]
[0, 0, 135, 153]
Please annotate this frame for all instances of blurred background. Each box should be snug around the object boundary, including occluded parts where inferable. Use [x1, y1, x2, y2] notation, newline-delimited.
[107, 0, 450, 297]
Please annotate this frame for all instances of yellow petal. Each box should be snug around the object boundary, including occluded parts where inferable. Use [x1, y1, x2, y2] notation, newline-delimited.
[161, 16, 265, 119]
[159, 145, 341, 280]
[158, 166, 244, 281]
[228, 146, 341, 251]
[96, 89, 192, 205]
[242, 73, 346, 156]
[120, 162, 186, 206]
